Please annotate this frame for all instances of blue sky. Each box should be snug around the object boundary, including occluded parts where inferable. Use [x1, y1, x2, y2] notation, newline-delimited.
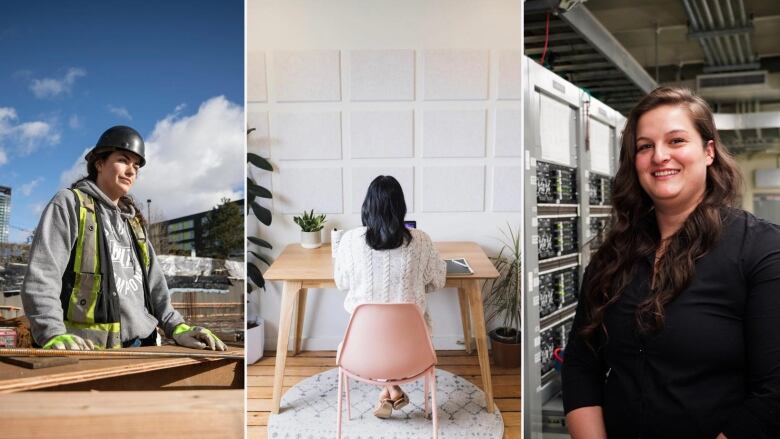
[0, 0, 245, 243]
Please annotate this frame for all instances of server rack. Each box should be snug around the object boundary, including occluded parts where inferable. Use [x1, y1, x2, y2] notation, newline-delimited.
[523, 56, 624, 439]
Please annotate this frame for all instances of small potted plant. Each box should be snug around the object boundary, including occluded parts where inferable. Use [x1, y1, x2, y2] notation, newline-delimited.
[294, 210, 327, 249]
[483, 224, 521, 368]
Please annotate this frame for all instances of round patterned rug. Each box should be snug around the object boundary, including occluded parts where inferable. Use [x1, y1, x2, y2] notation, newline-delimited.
[267, 368, 504, 438]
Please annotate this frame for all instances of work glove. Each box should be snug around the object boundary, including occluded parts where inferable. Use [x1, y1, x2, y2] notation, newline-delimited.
[173, 323, 227, 351]
[42, 334, 95, 350]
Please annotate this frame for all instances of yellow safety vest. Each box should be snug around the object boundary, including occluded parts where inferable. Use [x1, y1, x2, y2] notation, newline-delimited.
[60, 188, 151, 349]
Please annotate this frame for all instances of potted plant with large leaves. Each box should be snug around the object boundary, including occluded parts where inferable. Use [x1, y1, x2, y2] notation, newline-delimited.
[483, 224, 521, 368]
[247, 127, 273, 363]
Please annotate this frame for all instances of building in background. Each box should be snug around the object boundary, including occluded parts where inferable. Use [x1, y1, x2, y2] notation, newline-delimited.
[0, 187, 10, 245]
[150, 199, 244, 259]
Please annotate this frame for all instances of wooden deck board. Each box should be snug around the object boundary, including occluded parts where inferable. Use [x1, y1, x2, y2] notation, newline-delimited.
[248, 350, 521, 438]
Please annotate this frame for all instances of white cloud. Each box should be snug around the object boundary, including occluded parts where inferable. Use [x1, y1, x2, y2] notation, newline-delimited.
[20, 177, 44, 196]
[69, 114, 81, 129]
[60, 96, 244, 220]
[108, 105, 132, 121]
[59, 147, 91, 187]
[29, 202, 46, 215]
[30, 67, 86, 99]
[0, 107, 61, 162]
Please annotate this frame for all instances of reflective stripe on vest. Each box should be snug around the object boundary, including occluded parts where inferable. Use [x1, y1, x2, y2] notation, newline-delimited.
[65, 321, 121, 350]
[67, 189, 102, 324]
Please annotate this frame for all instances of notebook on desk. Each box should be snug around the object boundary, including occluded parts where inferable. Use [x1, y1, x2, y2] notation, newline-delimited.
[445, 258, 474, 276]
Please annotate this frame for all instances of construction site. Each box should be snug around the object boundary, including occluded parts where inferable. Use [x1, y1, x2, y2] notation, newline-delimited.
[0, 252, 246, 438]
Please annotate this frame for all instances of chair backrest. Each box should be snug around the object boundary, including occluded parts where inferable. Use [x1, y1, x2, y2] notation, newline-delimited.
[338, 303, 437, 380]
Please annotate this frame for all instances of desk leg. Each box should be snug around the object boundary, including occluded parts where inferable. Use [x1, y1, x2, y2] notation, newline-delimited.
[464, 279, 495, 413]
[457, 288, 472, 354]
[293, 289, 308, 355]
[272, 280, 301, 414]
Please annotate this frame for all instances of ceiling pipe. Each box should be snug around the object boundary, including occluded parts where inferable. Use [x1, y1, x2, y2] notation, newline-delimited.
[737, 0, 754, 62]
[723, 0, 746, 64]
[698, 0, 729, 66]
[690, 0, 722, 65]
[682, 0, 716, 65]
[712, 0, 736, 65]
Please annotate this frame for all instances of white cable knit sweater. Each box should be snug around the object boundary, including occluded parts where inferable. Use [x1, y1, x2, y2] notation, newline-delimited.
[334, 227, 447, 316]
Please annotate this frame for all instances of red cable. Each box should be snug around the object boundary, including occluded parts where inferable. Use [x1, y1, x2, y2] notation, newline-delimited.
[540, 12, 551, 65]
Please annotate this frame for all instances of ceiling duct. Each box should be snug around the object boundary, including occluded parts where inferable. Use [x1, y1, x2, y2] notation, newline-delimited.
[697, 70, 767, 90]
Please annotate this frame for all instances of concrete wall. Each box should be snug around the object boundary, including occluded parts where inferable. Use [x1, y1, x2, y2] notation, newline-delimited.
[247, 0, 523, 350]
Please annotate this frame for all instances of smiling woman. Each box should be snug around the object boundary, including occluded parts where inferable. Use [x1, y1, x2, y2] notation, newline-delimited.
[561, 87, 780, 439]
[20, 125, 226, 352]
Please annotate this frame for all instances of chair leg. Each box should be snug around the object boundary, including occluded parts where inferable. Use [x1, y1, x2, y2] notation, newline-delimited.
[337, 369, 343, 439]
[345, 375, 351, 420]
[431, 370, 439, 439]
[424, 374, 430, 418]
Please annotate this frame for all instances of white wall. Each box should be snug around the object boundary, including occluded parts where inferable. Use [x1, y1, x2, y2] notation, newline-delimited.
[247, 0, 523, 350]
[736, 153, 780, 212]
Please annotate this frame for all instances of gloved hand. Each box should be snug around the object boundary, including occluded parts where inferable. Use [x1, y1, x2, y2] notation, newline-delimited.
[173, 324, 227, 351]
[43, 334, 95, 350]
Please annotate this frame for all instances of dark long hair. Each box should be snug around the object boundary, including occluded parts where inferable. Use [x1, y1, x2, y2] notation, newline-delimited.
[580, 87, 742, 341]
[361, 175, 412, 250]
[71, 149, 147, 226]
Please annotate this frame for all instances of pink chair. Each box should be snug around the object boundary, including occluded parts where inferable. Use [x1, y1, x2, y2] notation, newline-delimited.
[336, 303, 438, 438]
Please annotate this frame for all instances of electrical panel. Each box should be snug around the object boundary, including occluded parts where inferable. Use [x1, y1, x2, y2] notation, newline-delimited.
[588, 173, 612, 205]
[537, 162, 578, 204]
[539, 265, 579, 319]
[537, 217, 578, 260]
[524, 56, 623, 439]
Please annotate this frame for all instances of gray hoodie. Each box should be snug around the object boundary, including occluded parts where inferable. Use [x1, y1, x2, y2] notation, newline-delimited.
[21, 179, 185, 346]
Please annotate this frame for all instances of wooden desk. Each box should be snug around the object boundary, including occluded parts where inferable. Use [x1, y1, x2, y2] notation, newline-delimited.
[264, 241, 500, 414]
[0, 345, 244, 393]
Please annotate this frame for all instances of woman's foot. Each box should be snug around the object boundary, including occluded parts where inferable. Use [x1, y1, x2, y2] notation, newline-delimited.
[388, 386, 409, 410]
[373, 398, 394, 419]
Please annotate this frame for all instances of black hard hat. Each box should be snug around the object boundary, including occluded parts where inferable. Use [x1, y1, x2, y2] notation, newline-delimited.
[85, 125, 146, 167]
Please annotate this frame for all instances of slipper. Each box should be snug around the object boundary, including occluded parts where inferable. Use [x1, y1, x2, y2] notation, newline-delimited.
[391, 392, 410, 410]
[373, 398, 394, 419]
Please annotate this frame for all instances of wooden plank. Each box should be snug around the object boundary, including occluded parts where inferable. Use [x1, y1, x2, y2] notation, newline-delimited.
[0, 346, 244, 393]
[1, 390, 244, 438]
[248, 411, 269, 426]
[248, 426, 267, 439]
[1, 356, 79, 369]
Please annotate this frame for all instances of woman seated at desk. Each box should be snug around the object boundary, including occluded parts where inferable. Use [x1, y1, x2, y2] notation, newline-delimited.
[334, 175, 446, 419]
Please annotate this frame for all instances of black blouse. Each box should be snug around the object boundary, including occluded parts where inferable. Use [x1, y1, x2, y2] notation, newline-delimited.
[562, 209, 780, 439]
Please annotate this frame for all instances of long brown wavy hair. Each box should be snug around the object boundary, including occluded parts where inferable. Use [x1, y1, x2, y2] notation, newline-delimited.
[580, 87, 742, 342]
[71, 149, 147, 226]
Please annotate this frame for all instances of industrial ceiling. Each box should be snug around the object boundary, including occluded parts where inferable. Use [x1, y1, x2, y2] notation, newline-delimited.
[525, 0, 780, 154]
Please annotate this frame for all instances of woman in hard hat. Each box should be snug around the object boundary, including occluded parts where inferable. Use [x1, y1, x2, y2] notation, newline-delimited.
[21, 125, 226, 351]
[333, 175, 446, 418]
[561, 87, 780, 438]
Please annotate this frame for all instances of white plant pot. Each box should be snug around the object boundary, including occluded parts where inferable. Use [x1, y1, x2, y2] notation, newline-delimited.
[300, 230, 322, 249]
[247, 318, 265, 364]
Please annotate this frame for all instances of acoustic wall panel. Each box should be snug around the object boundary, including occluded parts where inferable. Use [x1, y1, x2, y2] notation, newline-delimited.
[498, 50, 523, 100]
[495, 109, 522, 157]
[423, 49, 489, 100]
[423, 110, 486, 158]
[247, 108, 270, 157]
[351, 166, 414, 213]
[350, 49, 415, 101]
[271, 112, 342, 160]
[351, 110, 414, 158]
[422, 166, 485, 212]
[273, 50, 341, 102]
[278, 167, 343, 214]
[248, 51, 267, 102]
[493, 166, 523, 211]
